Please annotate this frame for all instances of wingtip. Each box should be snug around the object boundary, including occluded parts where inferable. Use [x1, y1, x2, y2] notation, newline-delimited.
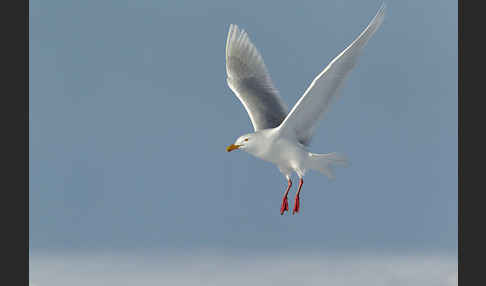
[227, 24, 239, 39]
[369, 2, 386, 28]
[227, 24, 248, 43]
[228, 24, 244, 35]
[378, 2, 387, 16]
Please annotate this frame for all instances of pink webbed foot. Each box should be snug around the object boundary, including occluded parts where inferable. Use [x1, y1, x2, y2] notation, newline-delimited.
[280, 179, 292, 215]
[292, 194, 300, 214]
[280, 195, 289, 215]
[292, 178, 304, 215]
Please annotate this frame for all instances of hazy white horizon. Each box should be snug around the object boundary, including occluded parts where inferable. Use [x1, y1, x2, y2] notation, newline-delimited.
[30, 250, 457, 286]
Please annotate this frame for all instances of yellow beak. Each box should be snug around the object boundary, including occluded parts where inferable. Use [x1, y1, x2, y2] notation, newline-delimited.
[226, 144, 241, 152]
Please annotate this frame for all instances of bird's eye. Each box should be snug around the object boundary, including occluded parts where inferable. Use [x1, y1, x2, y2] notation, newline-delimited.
[244, 138, 249, 142]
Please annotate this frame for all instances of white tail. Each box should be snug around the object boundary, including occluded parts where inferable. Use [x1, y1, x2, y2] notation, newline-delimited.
[309, 152, 349, 180]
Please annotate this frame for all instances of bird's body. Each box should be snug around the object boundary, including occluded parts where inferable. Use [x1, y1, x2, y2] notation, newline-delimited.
[225, 4, 386, 215]
[241, 129, 308, 177]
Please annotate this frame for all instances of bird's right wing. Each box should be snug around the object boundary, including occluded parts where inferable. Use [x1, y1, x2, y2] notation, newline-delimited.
[278, 4, 386, 145]
[226, 24, 289, 131]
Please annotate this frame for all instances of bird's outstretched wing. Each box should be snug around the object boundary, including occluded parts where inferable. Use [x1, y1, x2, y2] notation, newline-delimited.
[226, 24, 289, 131]
[278, 4, 386, 146]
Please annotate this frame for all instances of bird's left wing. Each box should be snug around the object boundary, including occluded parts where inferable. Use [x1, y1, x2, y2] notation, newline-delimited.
[226, 24, 289, 131]
[278, 4, 386, 146]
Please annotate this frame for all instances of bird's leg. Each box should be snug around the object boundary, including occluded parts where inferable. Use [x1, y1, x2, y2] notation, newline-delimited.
[292, 178, 304, 215]
[280, 178, 292, 215]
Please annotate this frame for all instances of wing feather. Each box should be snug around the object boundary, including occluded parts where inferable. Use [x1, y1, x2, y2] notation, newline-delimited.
[278, 4, 386, 145]
[226, 24, 289, 131]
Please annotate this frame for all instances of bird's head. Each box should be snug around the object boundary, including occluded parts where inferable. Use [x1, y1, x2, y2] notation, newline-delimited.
[226, 133, 258, 153]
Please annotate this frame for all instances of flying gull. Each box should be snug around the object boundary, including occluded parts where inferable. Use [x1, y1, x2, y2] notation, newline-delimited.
[225, 3, 386, 215]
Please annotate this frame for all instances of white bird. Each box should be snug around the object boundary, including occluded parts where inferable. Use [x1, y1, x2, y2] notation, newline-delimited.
[225, 4, 385, 215]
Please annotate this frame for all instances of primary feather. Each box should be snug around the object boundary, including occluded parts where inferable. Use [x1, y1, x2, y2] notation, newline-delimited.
[225, 24, 289, 132]
[279, 4, 386, 145]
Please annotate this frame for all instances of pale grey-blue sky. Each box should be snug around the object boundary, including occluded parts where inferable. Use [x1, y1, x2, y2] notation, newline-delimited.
[29, 0, 457, 253]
